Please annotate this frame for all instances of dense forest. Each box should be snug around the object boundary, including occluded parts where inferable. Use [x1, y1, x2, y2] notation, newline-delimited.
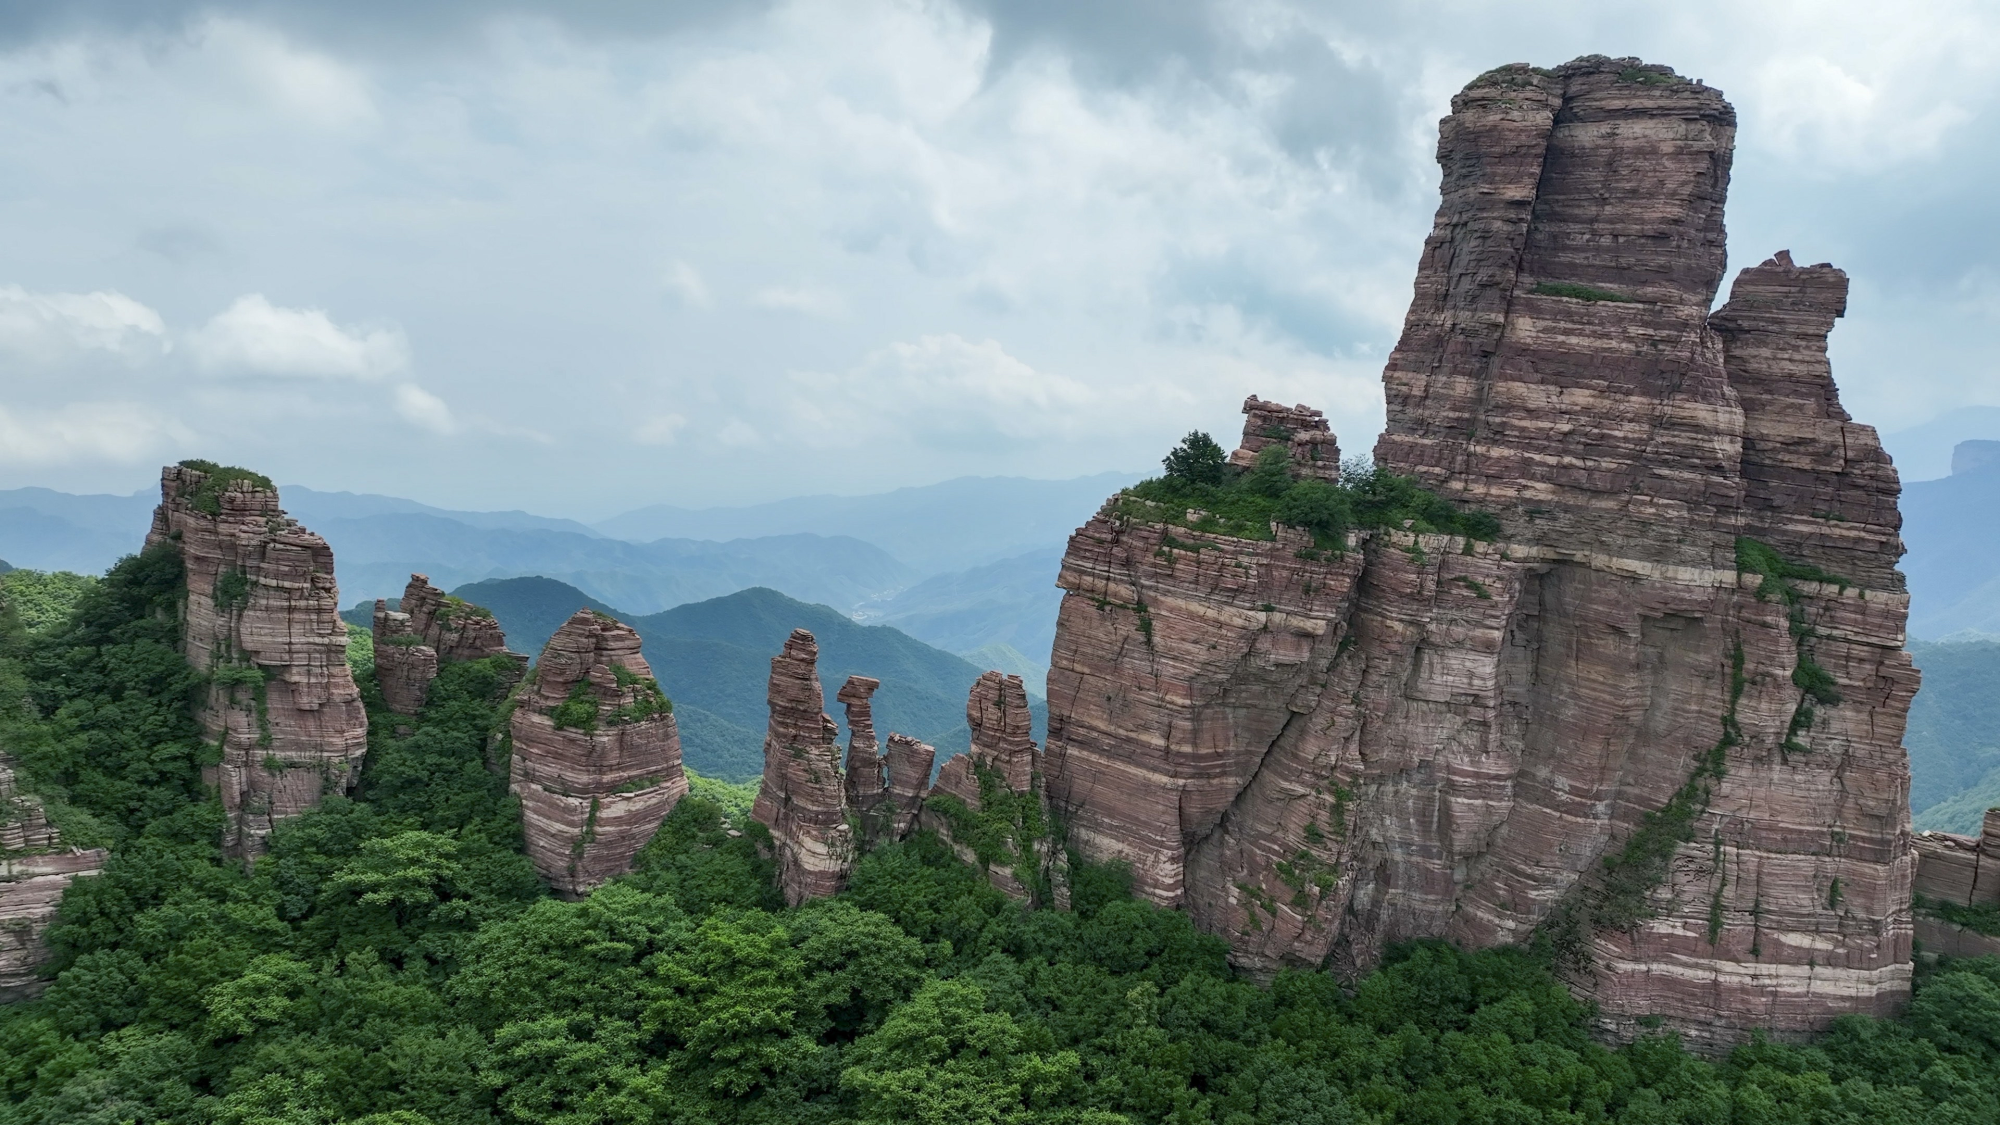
[2, 550, 2000, 1124]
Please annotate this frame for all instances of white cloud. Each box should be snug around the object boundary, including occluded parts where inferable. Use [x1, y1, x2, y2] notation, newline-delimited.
[0, 401, 190, 465]
[634, 413, 688, 445]
[785, 333, 1099, 450]
[392, 383, 456, 434]
[751, 285, 846, 319]
[0, 286, 167, 362]
[188, 295, 409, 381]
[663, 262, 711, 308]
[199, 16, 378, 130]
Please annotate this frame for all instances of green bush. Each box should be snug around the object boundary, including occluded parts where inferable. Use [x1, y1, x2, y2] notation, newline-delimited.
[1531, 281, 1634, 303]
[1161, 431, 1227, 487]
[175, 459, 275, 515]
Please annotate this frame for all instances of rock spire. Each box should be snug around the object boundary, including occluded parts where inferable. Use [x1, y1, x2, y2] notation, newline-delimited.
[751, 630, 857, 905]
[374, 574, 527, 714]
[145, 462, 369, 859]
[509, 609, 687, 897]
[1042, 56, 1917, 1050]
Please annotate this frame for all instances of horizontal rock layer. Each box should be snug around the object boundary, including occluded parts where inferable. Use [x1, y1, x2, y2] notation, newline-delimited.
[374, 574, 526, 715]
[1044, 56, 1916, 1049]
[0, 754, 108, 1001]
[509, 609, 687, 897]
[145, 464, 369, 859]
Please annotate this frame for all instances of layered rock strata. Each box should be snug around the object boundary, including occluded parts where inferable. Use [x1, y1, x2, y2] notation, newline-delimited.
[509, 610, 687, 897]
[839, 675, 887, 821]
[881, 734, 937, 840]
[1043, 56, 1916, 1049]
[926, 670, 1065, 903]
[145, 464, 369, 859]
[0, 755, 109, 1000]
[751, 630, 857, 905]
[1228, 397, 1340, 483]
[1912, 809, 2000, 958]
[374, 574, 526, 714]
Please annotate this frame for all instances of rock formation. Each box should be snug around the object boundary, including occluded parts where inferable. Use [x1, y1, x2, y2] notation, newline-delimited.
[1912, 810, 2000, 958]
[1043, 56, 1916, 1049]
[145, 463, 369, 859]
[839, 675, 886, 816]
[926, 671, 1065, 902]
[1228, 397, 1340, 483]
[509, 609, 687, 897]
[881, 734, 936, 840]
[751, 631, 857, 905]
[374, 574, 527, 714]
[0, 754, 108, 1001]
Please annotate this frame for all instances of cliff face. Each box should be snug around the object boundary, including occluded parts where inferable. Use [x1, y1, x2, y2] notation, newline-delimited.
[0, 754, 108, 1000]
[751, 631, 859, 906]
[374, 573, 526, 714]
[1912, 810, 2000, 958]
[145, 464, 369, 859]
[1043, 56, 1915, 1049]
[508, 610, 687, 897]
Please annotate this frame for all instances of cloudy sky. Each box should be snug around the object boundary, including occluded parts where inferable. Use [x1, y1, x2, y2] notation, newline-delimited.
[1, 0, 1995, 515]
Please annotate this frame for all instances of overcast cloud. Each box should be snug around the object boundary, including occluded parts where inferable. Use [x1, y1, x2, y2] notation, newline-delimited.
[1, 0, 1995, 514]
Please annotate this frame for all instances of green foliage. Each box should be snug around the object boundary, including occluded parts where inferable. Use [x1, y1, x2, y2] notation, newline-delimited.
[1121, 446, 1499, 550]
[548, 678, 599, 733]
[346, 622, 375, 679]
[1738, 538, 1851, 753]
[211, 569, 251, 612]
[0, 570, 96, 635]
[607, 663, 673, 724]
[686, 769, 761, 822]
[1160, 431, 1227, 487]
[12, 541, 2000, 1125]
[175, 459, 275, 515]
[1915, 894, 2000, 937]
[1531, 281, 1634, 302]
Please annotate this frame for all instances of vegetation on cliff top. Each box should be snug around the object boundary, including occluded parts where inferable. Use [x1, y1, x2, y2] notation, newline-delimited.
[7, 549, 2000, 1124]
[174, 459, 276, 516]
[1117, 432, 1500, 550]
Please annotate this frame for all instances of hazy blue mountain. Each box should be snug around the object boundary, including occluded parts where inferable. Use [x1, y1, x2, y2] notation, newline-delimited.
[450, 577, 1043, 782]
[0, 487, 155, 573]
[961, 642, 1048, 697]
[316, 513, 913, 612]
[279, 486, 603, 538]
[855, 547, 1064, 679]
[593, 473, 1132, 575]
[1880, 406, 2000, 483]
[1906, 639, 2000, 816]
[1900, 456, 2000, 638]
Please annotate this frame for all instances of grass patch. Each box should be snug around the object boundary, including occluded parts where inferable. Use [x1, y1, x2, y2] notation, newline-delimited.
[176, 459, 275, 515]
[1531, 281, 1633, 303]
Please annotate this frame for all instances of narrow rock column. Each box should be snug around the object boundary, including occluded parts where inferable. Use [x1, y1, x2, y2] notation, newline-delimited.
[509, 609, 687, 897]
[751, 630, 857, 905]
[881, 734, 936, 840]
[144, 463, 368, 859]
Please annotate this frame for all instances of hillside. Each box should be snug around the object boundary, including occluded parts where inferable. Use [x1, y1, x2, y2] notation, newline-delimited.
[1907, 639, 2000, 831]
[449, 578, 1043, 782]
[1903, 459, 2000, 638]
[855, 547, 1063, 687]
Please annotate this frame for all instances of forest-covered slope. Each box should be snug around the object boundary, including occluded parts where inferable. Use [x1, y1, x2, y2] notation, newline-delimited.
[3, 549, 2000, 1123]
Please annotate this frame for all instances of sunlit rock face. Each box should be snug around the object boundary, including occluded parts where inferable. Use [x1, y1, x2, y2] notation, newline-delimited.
[1043, 56, 1916, 1051]
[146, 464, 369, 859]
[509, 609, 687, 897]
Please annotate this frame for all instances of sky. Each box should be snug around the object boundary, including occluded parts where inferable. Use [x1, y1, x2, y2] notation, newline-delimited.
[1, 0, 1996, 517]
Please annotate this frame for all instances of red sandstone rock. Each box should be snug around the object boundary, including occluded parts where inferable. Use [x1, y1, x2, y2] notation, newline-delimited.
[145, 464, 369, 859]
[1228, 397, 1340, 483]
[0, 754, 108, 1000]
[1911, 809, 2000, 957]
[1044, 56, 1916, 1050]
[839, 675, 885, 814]
[508, 609, 687, 897]
[881, 733, 936, 840]
[374, 574, 527, 715]
[751, 630, 857, 905]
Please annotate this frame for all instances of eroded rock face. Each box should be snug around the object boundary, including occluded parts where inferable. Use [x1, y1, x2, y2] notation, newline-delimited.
[374, 574, 527, 714]
[1228, 397, 1340, 483]
[0, 754, 108, 1000]
[881, 734, 936, 841]
[509, 610, 686, 897]
[1912, 810, 2000, 958]
[145, 464, 370, 859]
[927, 670, 1064, 903]
[1043, 56, 1916, 1050]
[751, 630, 856, 905]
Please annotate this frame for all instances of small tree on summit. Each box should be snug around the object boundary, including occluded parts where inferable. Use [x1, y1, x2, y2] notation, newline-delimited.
[1162, 431, 1227, 486]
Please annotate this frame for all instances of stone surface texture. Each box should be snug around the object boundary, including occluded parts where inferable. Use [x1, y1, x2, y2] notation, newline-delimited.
[1911, 809, 2000, 958]
[1042, 56, 1916, 1050]
[751, 630, 857, 905]
[509, 609, 687, 897]
[1228, 397, 1341, 483]
[374, 574, 527, 714]
[145, 464, 369, 859]
[0, 754, 108, 1000]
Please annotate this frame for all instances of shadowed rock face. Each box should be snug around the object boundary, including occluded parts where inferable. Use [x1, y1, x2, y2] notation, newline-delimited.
[374, 574, 527, 715]
[1912, 810, 2000, 958]
[509, 609, 686, 897]
[752, 630, 857, 905]
[1044, 56, 1916, 1050]
[0, 754, 108, 1000]
[145, 464, 369, 859]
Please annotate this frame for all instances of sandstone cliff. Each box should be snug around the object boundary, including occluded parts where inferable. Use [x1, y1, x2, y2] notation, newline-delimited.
[1912, 809, 2000, 959]
[0, 754, 108, 1001]
[374, 573, 526, 714]
[751, 630, 858, 906]
[1043, 56, 1915, 1049]
[145, 463, 370, 859]
[509, 609, 687, 896]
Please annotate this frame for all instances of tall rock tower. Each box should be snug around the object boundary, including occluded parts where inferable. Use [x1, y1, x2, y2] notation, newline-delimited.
[1043, 57, 1916, 1049]
[146, 462, 369, 859]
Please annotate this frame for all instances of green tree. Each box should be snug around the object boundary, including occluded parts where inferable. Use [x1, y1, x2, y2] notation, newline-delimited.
[1161, 432, 1227, 487]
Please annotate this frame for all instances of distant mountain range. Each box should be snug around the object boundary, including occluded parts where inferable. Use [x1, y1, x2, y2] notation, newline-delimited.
[430, 578, 1044, 783]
